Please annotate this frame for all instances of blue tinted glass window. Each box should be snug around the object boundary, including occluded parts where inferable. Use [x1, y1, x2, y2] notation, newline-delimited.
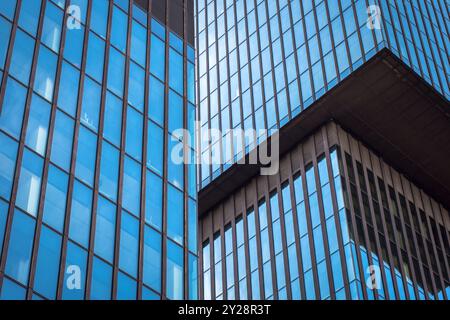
[168, 136, 184, 190]
[147, 120, 163, 175]
[151, 19, 165, 40]
[188, 199, 197, 253]
[103, 92, 122, 146]
[99, 141, 119, 201]
[168, 90, 183, 134]
[131, 20, 146, 67]
[167, 240, 184, 300]
[119, 211, 139, 277]
[169, 48, 184, 94]
[18, 0, 41, 35]
[167, 184, 184, 245]
[0, 200, 8, 256]
[34, 45, 58, 102]
[33, 226, 62, 299]
[5, 209, 36, 285]
[69, 181, 92, 248]
[90, 0, 108, 38]
[0, 17, 11, 69]
[0, 132, 17, 199]
[86, 32, 105, 83]
[9, 29, 35, 85]
[150, 34, 165, 80]
[143, 225, 161, 292]
[43, 164, 68, 232]
[15, 149, 43, 217]
[111, 6, 128, 52]
[64, 21, 84, 66]
[128, 62, 145, 112]
[90, 257, 112, 300]
[41, 2, 63, 53]
[62, 241, 87, 300]
[75, 126, 97, 186]
[70, 0, 88, 23]
[50, 111, 74, 171]
[148, 75, 165, 126]
[117, 272, 136, 300]
[125, 106, 143, 161]
[122, 157, 141, 215]
[187, 62, 195, 103]
[0, 77, 26, 139]
[81, 76, 101, 131]
[0, 278, 26, 300]
[94, 196, 116, 263]
[145, 170, 162, 230]
[0, 0, 17, 20]
[107, 48, 125, 97]
[57, 61, 80, 116]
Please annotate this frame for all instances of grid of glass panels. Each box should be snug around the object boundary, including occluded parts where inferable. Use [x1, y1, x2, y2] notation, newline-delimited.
[195, 0, 450, 188]
[200, 145, 450, 300]
[0, 0, 197, 300]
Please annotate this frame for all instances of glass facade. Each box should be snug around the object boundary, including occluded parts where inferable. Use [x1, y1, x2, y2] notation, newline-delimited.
[199, 122, 450, 300]
[195, 0, 450, 187]
[0, 0, 197, 300]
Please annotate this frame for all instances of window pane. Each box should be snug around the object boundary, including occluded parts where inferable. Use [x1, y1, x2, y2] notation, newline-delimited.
[15, 149, 44, 217]
[99, 141, 119, 201]
[57, 61, 80, 117]
[0, 0, 17, 20]
[107, 48, 125, 97]
[90, 257, 112, 300]
[0, 77, 27, 139]
[169, 48, 184, 94]
[43, 164, 68, 232]
[103, 92, 122, 146]
[0, 131, 18, 202]
[166, 240, 184, 300]
[50, 111, 74, 171]
[0, 17, 12, 69]
[63, 24, 84, 68]
[111, 6, 128, 52]
[18, 0, 41, 35]
[148, 75, 165, 126]
[9, 29, 35, 85]
[5, 209, 36, 285]
[85, 32, 105, 83]
[25, 94, 51, 156]
[90, 0, 108, 38]
[125, 106, 143, 161]
[81, 76, 101, 131]
[145, 170, 162, 230]
[147, 120, 163, 175]
[131, 20, 146, 67]
[75, 126, 97, 186]
[122, 157, 141, 215]
[119, 211, 139, 278]
[143, 225, 161, 292]
[62, 241, 87, 300]
[168, 90, 183, 134]
[34, 45, 58, 101]
[0, 278, 26, 300]
[94, 196, 116, 263]
[150, 34, 165, 80]
[167, 184, 184, 245]
[168, 135, 184, 190]
[117, 271, 136, 300]
[188, 199, 197, 253]
[69, 181, 92, 248]
[128, 62, 145, 112]
[33, 226, 62, 299]
[41, 2, 63, 53]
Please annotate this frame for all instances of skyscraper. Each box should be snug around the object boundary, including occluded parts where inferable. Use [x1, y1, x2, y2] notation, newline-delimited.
[196, 0, 450, 300]
[0, 0, 197, 300]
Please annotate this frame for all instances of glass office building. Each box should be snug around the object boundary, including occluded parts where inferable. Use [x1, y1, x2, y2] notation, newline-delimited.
[0, 0, 197, 300]
[195, 0, 450, 186]
[196, 0, 450, 300]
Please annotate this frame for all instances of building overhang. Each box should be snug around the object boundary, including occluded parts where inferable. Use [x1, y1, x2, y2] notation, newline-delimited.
[198, 48, 450, 217]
